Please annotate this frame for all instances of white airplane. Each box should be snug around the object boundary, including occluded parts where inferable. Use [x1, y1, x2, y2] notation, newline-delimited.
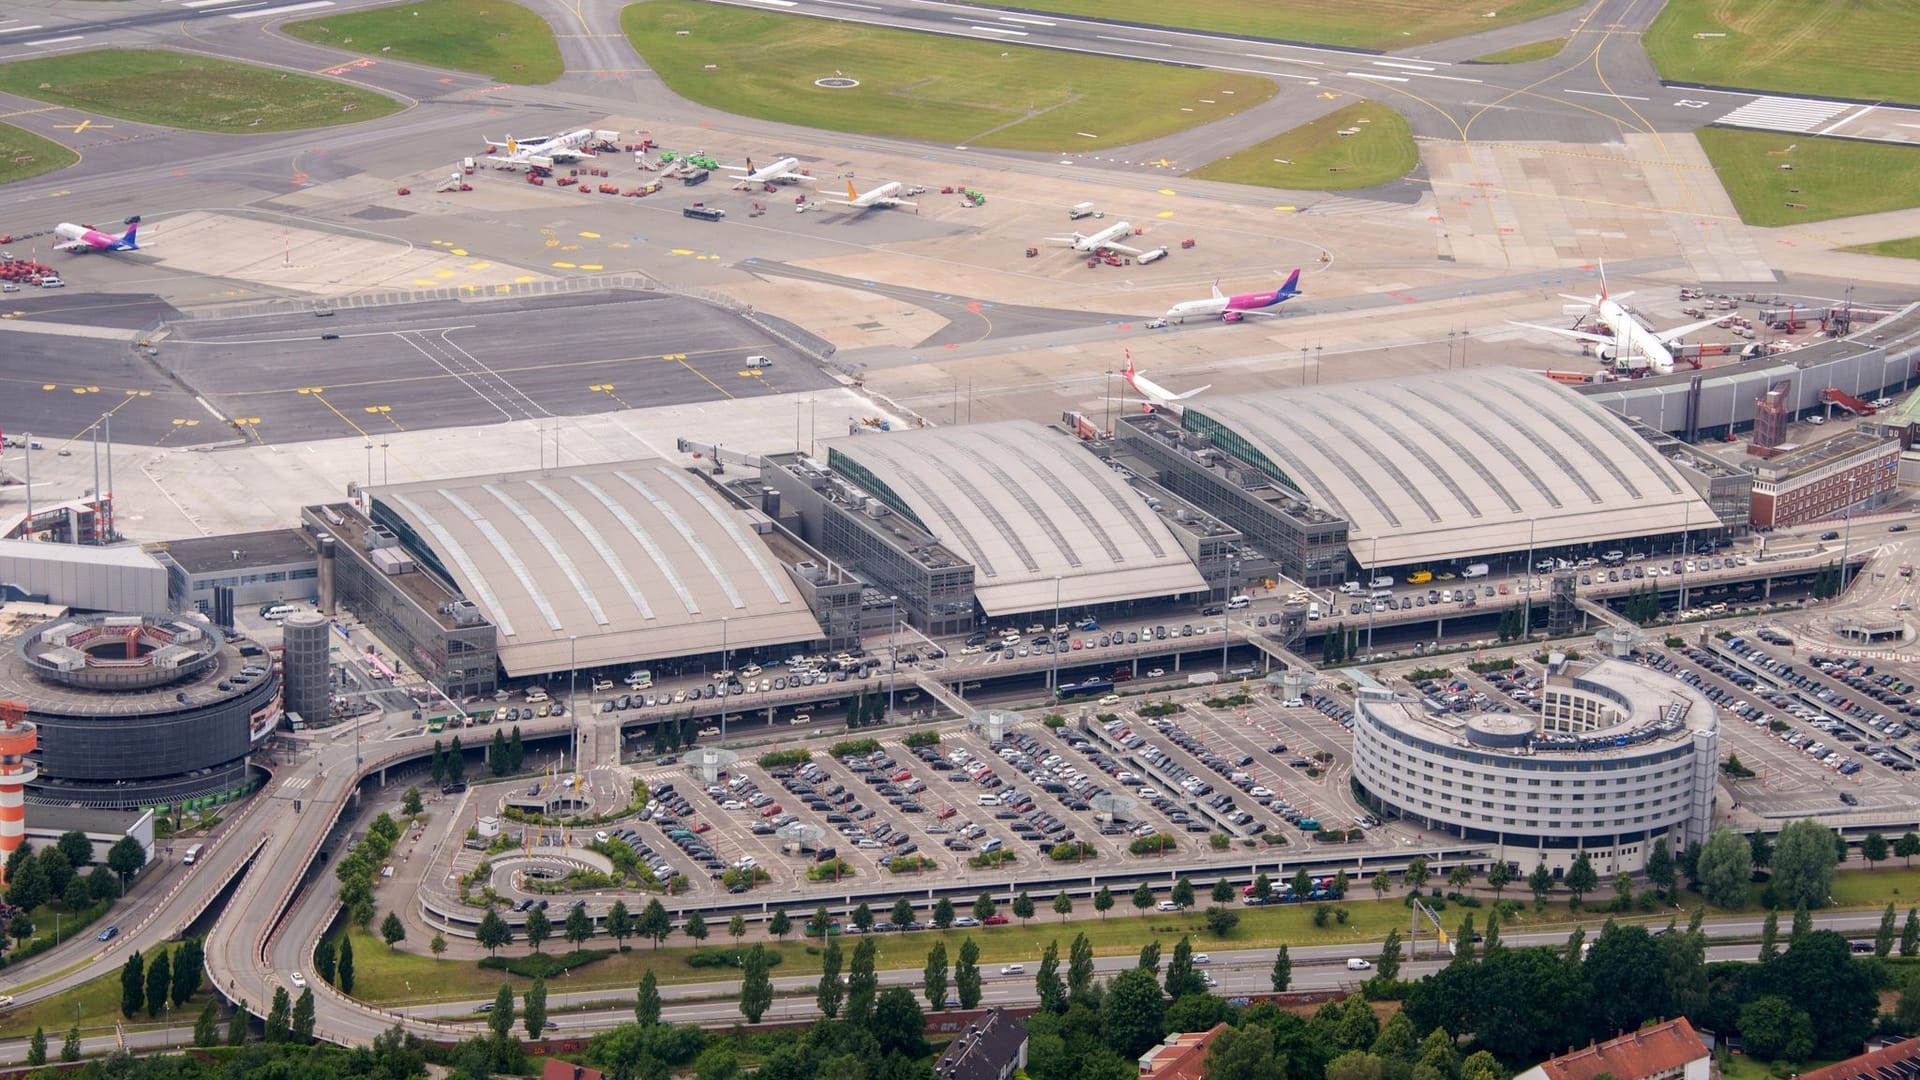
[54, 216, 140, 253]
[1047, 220, 1152, 258]
[726, 157, 805, 186]
[484, 129, 597, 166]
[817, 179, 917, 212]
[1165, 268, 1302, 324]
[1507, 263, 1725, 376]
[1121, 356, 1208, 413]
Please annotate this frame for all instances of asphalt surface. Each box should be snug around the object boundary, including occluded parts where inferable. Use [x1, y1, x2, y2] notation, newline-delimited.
[160, 291, 838, 443]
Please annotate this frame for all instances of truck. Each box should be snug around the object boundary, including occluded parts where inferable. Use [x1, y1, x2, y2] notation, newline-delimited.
[1187, 672, 1220, 686]
[1069, 202, 1101, 220]
[1462, 563, 1490, 578]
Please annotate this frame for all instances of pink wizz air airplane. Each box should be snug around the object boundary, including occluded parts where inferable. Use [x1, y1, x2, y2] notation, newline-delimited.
[54, 216, 140, 253]
[1164, 268, 1302, 323]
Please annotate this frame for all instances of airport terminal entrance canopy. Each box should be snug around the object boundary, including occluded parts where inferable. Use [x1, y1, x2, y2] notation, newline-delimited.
[823, 421, 1207, 615]
[1183, 368, 1719, 568]
[369, 459, 823, 676]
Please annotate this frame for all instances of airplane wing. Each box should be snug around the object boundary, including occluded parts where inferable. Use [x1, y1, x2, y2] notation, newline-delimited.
[1654, 315, 1730, 344]
[52, 239, 90, 252]
[1506, 320, 1616, 346]
[1168, 385, 1212, 400]
[1102, 241, 1148, 258]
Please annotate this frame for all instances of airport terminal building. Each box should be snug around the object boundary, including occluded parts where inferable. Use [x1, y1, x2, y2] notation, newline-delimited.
[1349, 656, 1718, 875]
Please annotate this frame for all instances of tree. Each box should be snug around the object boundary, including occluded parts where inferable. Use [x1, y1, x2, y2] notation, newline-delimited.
[974, 891, 998, 923]
[874, 986, 930, 1059]
[1899, 832, 1920, 867]
[1773, 819, 1840, 910]
[639, 899, 672, 948]
[1740, 994, 1815, 1062]
[225, 1003, 246, 1047]
[923, 942, 950, 1011]
[1133, 882, 1155, 913]
[891, 896, 914, 929]
[6, 854, 47, 911]
[1090, 885, 1114, 921]
[1172, 876, 1196, 910]
[606, 899, 632, 946]
[1053, 892, 1074, 922]
[846, 937, 879, 1025]
[3, 840, 31, 883]
[37, 846, 73, 899]
[816, 937, 845, 1019]
[768, 908, 791, 941]
[1486, 861, 1513, 898]
[337, 934, 355, 993]
[1068, 931, 1096, 1006]
[56, 830, 91, 870]
[382, 910, 407, 946]
[682, 910, 708, 945]
[1563, 854, 1599, 906]
[1483, 910, 1501, 952]
[1405, 858, 1431, 893]
[1166, 934, 1203, 998]
[431, 741, 445, 786]
[1206, 907, 1240, 937]
[1879, 902, 1898, 957]
[1212, 879, 1236, 905]
[697, 1047, 739, 1080]
[740, 944, 774, 1023]
[476, 907, 511, 955]
[402, 786, 423, 816]
[523, 905, 551, 952]
[265, 986, 292, 1043]
[1012, 890, 1036, 926]
[86, 864, 116, 903]
[489, 984, 516, 1040]
[1036, 939, 1066, 1012]
[145, 949, 172, 1018]
[565, 903, 594, 948]
[933, 897, 955, 930]
[524, 977, 548, 1040]
[633, 968, 661, 1028]
[1759, 909, 1780, 961]
[1372, 869, 1393, 899]
[1696, 826, 1753, 908]
[446, 735, 466, 784]
[728, 912, 747, 944]
[1792, 902, 1813, 942]
[1904, 908, 1920, 958]
[1528, 861, 1553, 904]
[1376, 929, 1403, 981]
[1452, 914, 1476, 966]
[1646, 839, 1676, 895]
[172, 937, 202, 1006]
[1271, 944, 1292, 991]
[27, 1027, 46, 1067]
[851, 902, 875, 933]
[1139, 940, 1162, 975]
[292, 987, 316, 1043]
[490, 729, 510, 776]
[956, 937, 983, 1010]
[1865, 832, 1891, 868]
[193, 1000, 219, 1048]
[1103, 967, 1169, 1059]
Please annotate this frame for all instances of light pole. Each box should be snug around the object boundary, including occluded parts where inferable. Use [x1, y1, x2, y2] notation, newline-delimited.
[719, 616, 729, 743]
[1522, 517, 1536, 640]
[1840, 468, 1862, 591]
[1050, 576, 1062, 692]
[1678, 500, 1692, 617]
[1220, 558, 1238, 674]
[567, 635, 578, 771]
[886, 595, 899, 720]
[1366, 537, 1378, 659]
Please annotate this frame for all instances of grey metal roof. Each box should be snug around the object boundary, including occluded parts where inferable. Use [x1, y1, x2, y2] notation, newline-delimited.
[371, 460, 823, 676]
[1186, 368, 1718, 567]
[824, 421, 1207, 615]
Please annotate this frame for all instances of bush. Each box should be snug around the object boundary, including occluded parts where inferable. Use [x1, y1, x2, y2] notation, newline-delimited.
[1205, 907, 1240, 936]
[1406, 667, 1453, 682]
[1138, 701, 1180, 718]
[476, 948, 612, 978]
[1466, 658, 1514, 673]
[1128, 834, 1178, 856]
[1042, 715, 1067, 729]
[887, 855, 938, 873]
[1259, 833, 1288, 846]
[828, 739, 881, 758]
[686, 947, 784, 970]
[806, 859, 854, 882]
[1360, 977, 1413, 1001]
[969, 850, 1018, 869]
[756, 749, 811, 769]
[1209, 834, 1231, 851]
[1047, 842, 1097, 862]
[901, 731, 941, 749]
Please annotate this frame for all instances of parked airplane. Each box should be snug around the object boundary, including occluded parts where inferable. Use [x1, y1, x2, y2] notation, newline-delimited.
[1166, 269, 1302, 323]
[818, 179, 917, 212]
[1121, 355, 1208, 413]
[1048, 220, 1151, 257]
[727, 157, 805, 186]
[1507, 263, 1723, 376]
[485, 129, 597, 165]
[54, 217, 140, 253]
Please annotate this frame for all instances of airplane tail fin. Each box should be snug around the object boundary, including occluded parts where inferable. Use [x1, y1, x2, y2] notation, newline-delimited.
[1121, 349, 1135, 383]
[848, 180, 859, 201]
[1277, 268, 1301, 297]
[1210, 280, 1223, 301]
[121, 218, 139, 249]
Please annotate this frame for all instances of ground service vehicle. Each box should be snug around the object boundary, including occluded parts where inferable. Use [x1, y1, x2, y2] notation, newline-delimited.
[684, 206, 725, 221]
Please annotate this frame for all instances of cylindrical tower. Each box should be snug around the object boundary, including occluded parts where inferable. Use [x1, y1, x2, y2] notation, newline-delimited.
[0, 701, 40, 881]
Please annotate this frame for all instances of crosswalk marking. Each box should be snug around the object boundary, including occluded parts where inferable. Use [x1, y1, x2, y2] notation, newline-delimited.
[1714, 95, 1851, 134]
[282, 776, 311, 791]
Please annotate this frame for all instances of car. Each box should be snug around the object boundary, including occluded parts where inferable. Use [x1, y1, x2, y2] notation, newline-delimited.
[1193, 953, 1211, 965]
[1893, 524, 1910, 532]
[1145, 668, 1165, 678]
[983, 914, 1009, 925]
[97, 925, 119, 942]
[1840, 791, 1858, 805]
[290, 972, 307, 989]
[1821, 531, 1841, 541]
[1000, 963, 1026, 974]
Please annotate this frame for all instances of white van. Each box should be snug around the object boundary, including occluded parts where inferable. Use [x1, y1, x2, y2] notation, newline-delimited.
[1368, 575, 1395, 588]
[260, 605, 294, 621]
[1462, 563, 1490, 579]
[979, 838, 1003, 854]
[977, 794, 1000, 806]
[1346, 958, 1372, 971]
[1226, 595, 1251, 610]
[1307, 602, 1321, 621]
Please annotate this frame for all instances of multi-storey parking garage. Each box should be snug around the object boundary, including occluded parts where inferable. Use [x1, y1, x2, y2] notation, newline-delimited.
[0, 613, 278, 810]
[1350, 656, 1719, 875]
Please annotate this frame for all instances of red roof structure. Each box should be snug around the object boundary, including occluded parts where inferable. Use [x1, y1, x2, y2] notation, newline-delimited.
[1530, 1018, 1709, 1080]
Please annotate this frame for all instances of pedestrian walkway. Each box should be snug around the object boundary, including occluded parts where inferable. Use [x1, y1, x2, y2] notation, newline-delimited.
[1714, 95, 1853, 134]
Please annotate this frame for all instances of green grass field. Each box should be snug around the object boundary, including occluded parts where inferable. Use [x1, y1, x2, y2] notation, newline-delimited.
[0, 941, 200, 1041]
[1185, 101, 1418, 192]
[0, 121, 78, 185]
[1646, 0, 1920, 106]
[1696, 127, 1920, 227]
[621, 1, 1278, 152]
[977, 0, 1581, 50]
[1841, 236, 1920, 261]
[0, 49, 401, 134]
[1470, 38, 1567, 64]
[284, 0, 563, 85]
